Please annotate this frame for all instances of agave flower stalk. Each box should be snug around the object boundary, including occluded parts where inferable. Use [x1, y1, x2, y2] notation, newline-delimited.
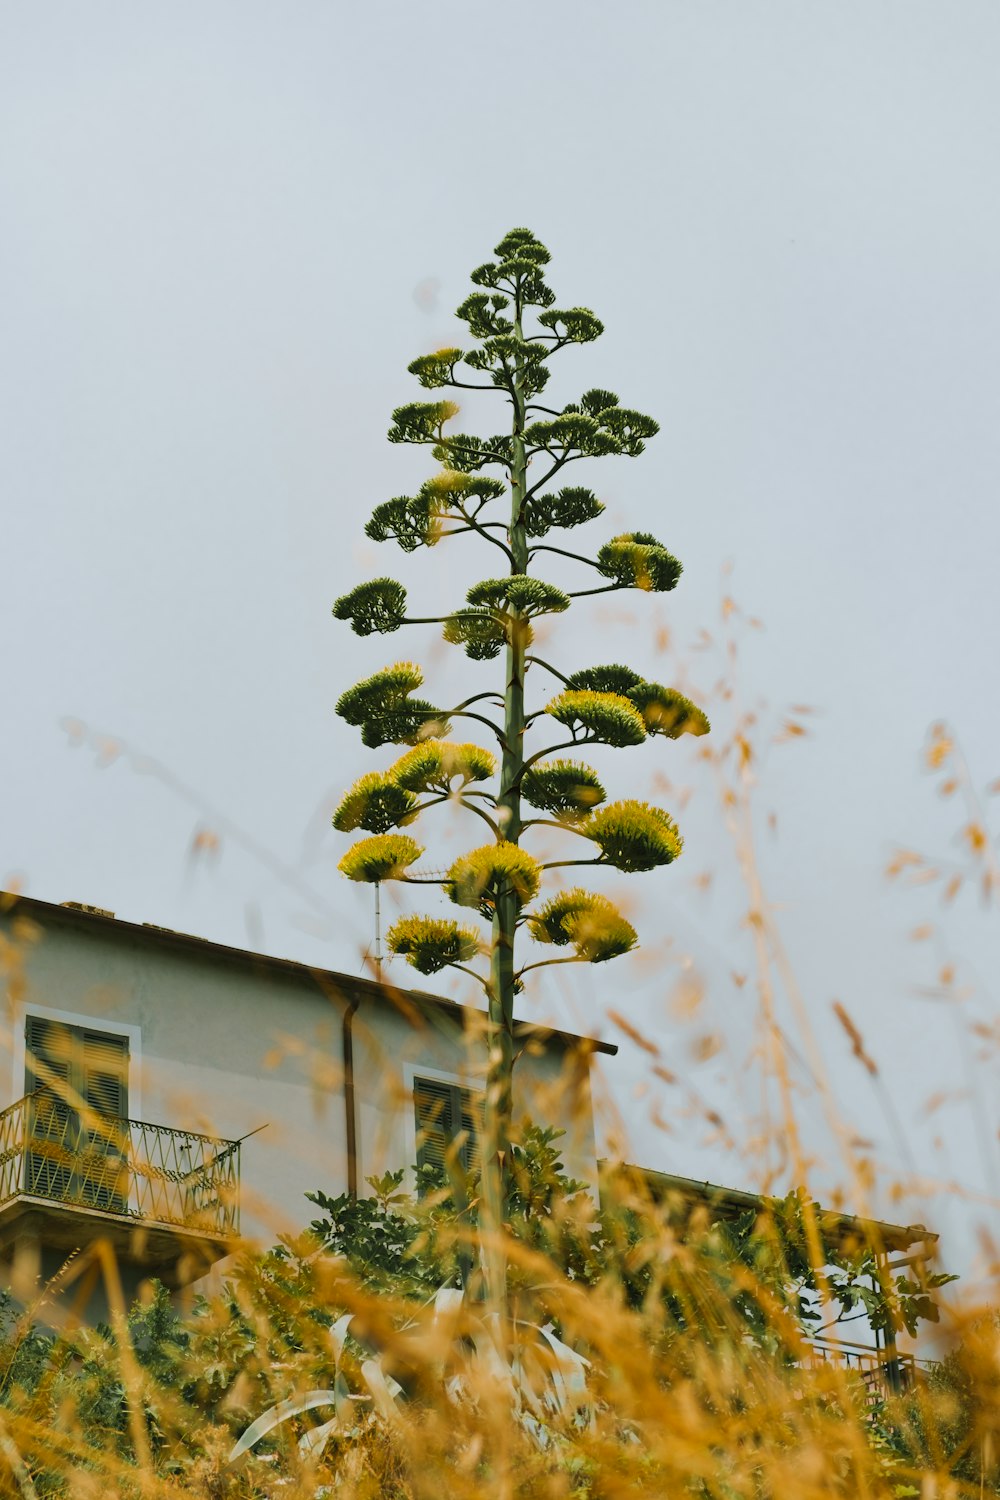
[332, 230, 709, 1255]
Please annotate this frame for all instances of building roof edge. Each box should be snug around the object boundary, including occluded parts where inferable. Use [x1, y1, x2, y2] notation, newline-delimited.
[1, 891, 618, 1057]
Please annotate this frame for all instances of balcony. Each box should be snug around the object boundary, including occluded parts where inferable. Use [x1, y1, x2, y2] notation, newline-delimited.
[808, 1335, 918, 1403]
[0, 1094, 240, 1286]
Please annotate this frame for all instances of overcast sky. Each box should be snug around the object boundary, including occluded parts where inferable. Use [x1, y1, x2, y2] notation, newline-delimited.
[2, 3, 998, 1277]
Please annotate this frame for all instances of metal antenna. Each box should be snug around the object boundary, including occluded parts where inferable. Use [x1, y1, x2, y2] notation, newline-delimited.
[374, 881, 383, 982]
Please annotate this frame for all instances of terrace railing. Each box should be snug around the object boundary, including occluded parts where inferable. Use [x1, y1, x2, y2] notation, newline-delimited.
[0, 1093, 239, 1238]
[808, 1334, 917, 1402]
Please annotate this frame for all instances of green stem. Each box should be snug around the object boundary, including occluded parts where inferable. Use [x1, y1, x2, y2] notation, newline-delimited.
[529, 543, 602, 569]
[450, 963, 490, 992]
[539, 858, 604, 871]
[567, 584, 622, 599]
[525, 655, 570, 685]
[516, 955, 586, 979]
[521, 819, 595, 839]
[483, 278, 530, 1276]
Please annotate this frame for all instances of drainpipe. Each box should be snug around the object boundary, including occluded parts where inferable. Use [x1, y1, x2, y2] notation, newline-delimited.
[343, 994, 363, 1199]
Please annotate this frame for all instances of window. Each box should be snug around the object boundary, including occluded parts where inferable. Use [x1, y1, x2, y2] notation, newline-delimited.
[413, 1076, 482, 1184]
[24, 1017, 129, 1213]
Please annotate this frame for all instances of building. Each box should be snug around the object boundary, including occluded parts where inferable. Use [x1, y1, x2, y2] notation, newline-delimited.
[0, 891, 938, 1398]
[0, 892, 609, 1309]
[603, 1162, 939, 1400]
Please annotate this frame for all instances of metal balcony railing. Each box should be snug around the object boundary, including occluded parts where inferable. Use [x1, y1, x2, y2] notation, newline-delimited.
[808, 1335, 917, 1402]
[0, 1094, 239, 1238]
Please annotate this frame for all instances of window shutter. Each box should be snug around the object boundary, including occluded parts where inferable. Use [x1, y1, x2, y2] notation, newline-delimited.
[413, 1077, 483, 1186]
[80, 1030, 128, 1120]
[458, 1090, 481, 1176]
[25, 1017, 75, 1200]
[414, 1077, 454, 1176]
[23, 1018, 129, 1211]
[77, 1030, 129, 1210]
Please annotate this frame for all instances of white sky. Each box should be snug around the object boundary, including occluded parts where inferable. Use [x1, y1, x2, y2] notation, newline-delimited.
[1, 2, 998, 1279]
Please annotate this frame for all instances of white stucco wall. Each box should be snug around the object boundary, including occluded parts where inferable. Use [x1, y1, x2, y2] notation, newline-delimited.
[0, 904, 601, 1252]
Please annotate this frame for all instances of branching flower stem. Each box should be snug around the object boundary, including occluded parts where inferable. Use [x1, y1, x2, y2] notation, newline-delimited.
[448, 710, 510, 749]
[409, 794, 499, 836]
[529, 543, 603, 570]
[514, 741, 592, 782]
[539, 858, 604, 872]
[525, 656, 570, 684]
[450, 963, 491, 994]
[453, 504, 515, 563]
[331, 232, 696, 1311]
[567, 584, 622, 600]
[516, 955, 586, 980]
[521, 819, 594, 838]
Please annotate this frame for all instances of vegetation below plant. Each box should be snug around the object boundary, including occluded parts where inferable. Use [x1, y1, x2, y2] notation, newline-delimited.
[0, 1125, 985, 1499]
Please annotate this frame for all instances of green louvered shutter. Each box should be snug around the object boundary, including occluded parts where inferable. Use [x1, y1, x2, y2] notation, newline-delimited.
[25, 1016, 75, 1200]
[413, 1077, 482, 1190]
[23, 1019, 128, 1211]
[78, 1029, 129, 1211]
[458, 1089, 481, 1177]
[414, 1077, 454, 1179]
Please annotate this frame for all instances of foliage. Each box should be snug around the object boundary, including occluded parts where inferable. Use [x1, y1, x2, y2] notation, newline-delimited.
[883, 1310, 1000, 1494]
[0, 1139, 968, 1498]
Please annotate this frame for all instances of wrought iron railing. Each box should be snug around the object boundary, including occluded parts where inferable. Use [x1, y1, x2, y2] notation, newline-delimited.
[808, 1335, 917, 1402]
[0, 1094, 239, 1237]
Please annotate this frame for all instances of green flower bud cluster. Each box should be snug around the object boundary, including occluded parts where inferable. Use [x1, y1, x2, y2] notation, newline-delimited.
[581, 800, 682, 872]
[442, 608, 508, 661]
[469, 228, 555, 309]
[545, 689, 647, 747]
[596, 533, 682, 592]
[336, 661, 449, 749]
[521, 760, 607, 821]
[338, 834, 423, 884]
[523, 485, 605, 537]
[332, 772, 417, 834]
[386, 915, 482, 975]
[390, 740, 497, 793]
[334, 739, 496, 847]
[527, 889, 637, 963]
[333, 578, 407, 636]
[366, 473, 507, 553]
[447, 843, 543, 915]
[466, 577, 571, 618]
[628, 683, 710, 739]
[566, 666, 710, 739]
[388, 400, 460, 445]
